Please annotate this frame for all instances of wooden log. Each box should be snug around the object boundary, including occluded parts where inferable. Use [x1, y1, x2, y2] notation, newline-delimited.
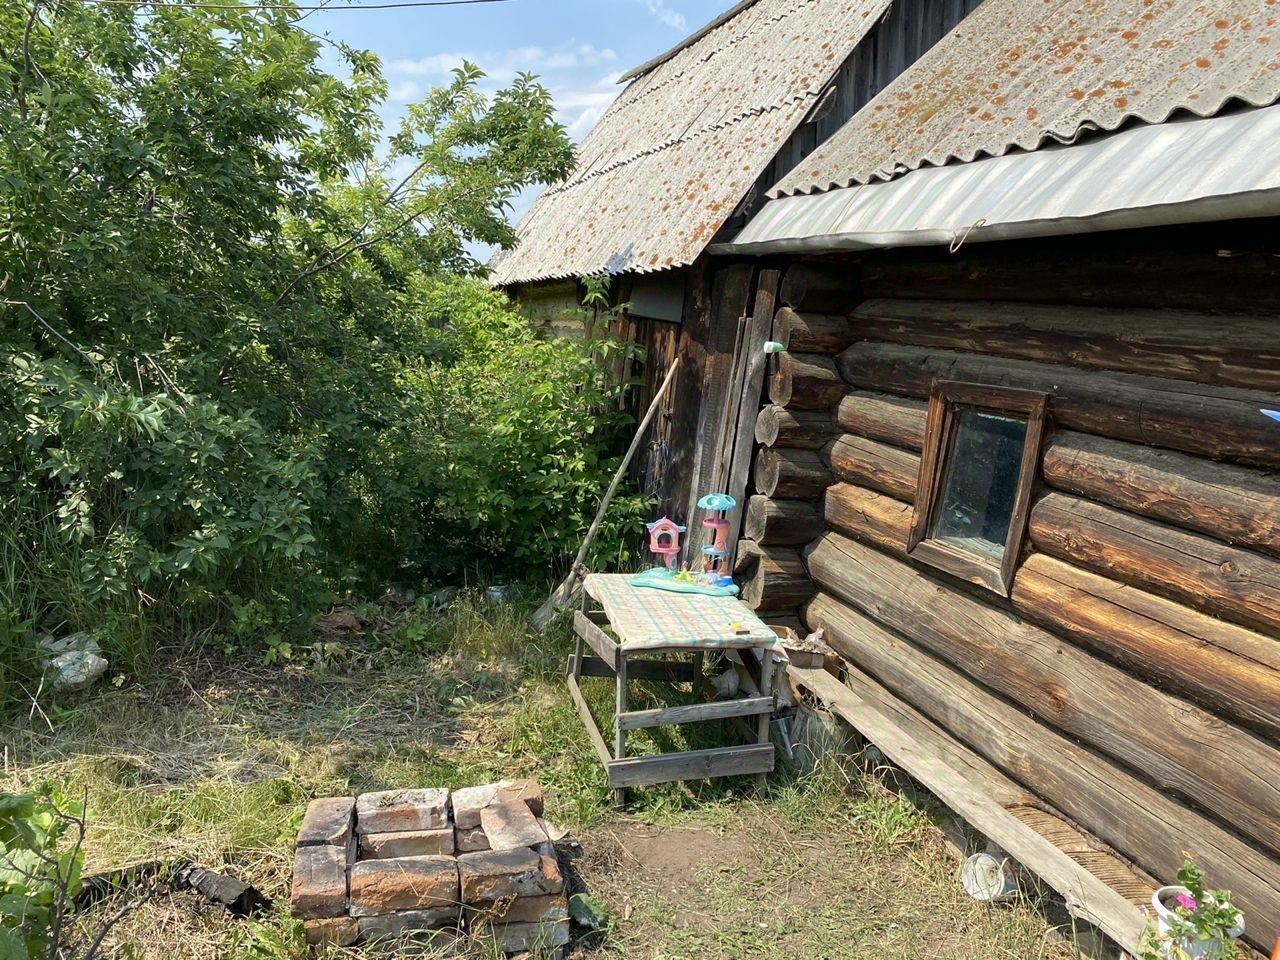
[733, 538, 762, 576]
[803, 532, 1280, 857]
[753, 405, 831, 450]
[790, 659, 1148, 950]
[822, 483, 912, 555]
[743, 496, 823, 546]
[857, 231, 1280, 316]
[1029, 492, 1280, 636]
[823, 434, 920, 503]
[1042, 432, 1280, 557]
[740, 547, 814, 613]
[768, 352, 845, 411]
[851, 299, 1280, 392]
[805, 590, 1280, 952]
[1013, 553, 1280, 740]
[753, 448, 831, 500]
[773, 306, 854, 354]
[778, 262, 859, 313]
[834, 390, 928, 451]
[837, 342, 1280, 468]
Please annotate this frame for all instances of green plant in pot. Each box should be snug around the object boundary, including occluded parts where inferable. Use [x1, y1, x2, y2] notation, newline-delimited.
[1137, 860, 1244, 960]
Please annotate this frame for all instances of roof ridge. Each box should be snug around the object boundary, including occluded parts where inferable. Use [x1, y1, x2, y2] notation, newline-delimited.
[617, 0, 766, 83]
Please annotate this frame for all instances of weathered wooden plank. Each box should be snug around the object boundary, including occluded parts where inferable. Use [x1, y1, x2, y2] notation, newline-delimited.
[789, 661, 1146, 951]
[804, 592, 1280, 953]
[768, 352, 845, 410]
[733, 538, 763, 576]
[1042, 432, 1280, 556]
[743, 496, 824, 545]
[1012, 553, 1280, 740]
[753, 447, 831, 500]
[574, 611, 619, 670]
[834, 390, 928, 451]
[721, 270, 781, 571]
[1029, 492, 1280, 636]
[822, 482, 912, 554]
[773, 307, 854, 354]
[607, 743, 774, 788]
[754, 405, 831, 450]
[804, 532, 1280, 856]
[741, 547, 814, 613]
[577, 656, 698, 683]
[566, 659, 614, 767]
[851, 299, 1280, 392]
[837, 342, 1280, 468]
[823, 434, 920, 502]
[662, 257, 712, 524]
[617, 696, 775, 732]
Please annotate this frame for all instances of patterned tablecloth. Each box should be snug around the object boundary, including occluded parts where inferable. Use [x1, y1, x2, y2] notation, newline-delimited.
[583, 574, 779, 651]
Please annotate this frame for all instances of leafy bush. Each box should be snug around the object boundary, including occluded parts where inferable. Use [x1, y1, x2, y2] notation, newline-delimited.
[0, 792, 84, 959]
[0, 1, 643, 688]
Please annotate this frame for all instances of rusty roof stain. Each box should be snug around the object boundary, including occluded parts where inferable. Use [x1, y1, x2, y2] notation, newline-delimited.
[489, 0, 894, 286]
[771, 0, 1280, 197]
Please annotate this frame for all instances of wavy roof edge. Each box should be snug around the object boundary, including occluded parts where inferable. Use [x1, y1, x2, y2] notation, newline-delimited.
[769, 0, 1280, 199]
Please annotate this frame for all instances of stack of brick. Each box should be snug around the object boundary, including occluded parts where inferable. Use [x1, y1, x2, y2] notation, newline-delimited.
[289, 780, 569, 955]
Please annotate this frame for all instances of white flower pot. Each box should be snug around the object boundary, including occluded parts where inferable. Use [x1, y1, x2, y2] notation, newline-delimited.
[1150, 886, 1245, 959]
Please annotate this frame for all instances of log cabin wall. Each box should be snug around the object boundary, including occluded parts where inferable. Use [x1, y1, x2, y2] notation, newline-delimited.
[739, 221, 1280, 952]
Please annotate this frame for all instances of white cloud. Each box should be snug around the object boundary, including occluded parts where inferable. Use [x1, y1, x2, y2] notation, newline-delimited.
[389, 43, 617, 86]
[640, 0, 687, 31]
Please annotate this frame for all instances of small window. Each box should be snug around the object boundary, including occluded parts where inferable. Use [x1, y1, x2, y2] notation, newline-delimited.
[908, 381, 1048, 596]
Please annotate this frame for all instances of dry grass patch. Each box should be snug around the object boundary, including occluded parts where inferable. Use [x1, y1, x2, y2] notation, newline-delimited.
[3, 594, 1082, 959]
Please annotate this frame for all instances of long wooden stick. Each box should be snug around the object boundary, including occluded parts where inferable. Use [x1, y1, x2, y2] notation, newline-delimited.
[530, 356, 682, 632]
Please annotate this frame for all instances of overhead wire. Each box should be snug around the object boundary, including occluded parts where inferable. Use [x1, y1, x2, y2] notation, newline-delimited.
[72, 0, 514, 11]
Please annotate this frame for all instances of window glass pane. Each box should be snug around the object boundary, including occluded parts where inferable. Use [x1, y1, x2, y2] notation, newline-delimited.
[929, 408, 1028, 560]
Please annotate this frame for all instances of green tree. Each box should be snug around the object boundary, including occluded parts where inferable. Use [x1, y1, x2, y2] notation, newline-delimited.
[0, 0, 639, 682]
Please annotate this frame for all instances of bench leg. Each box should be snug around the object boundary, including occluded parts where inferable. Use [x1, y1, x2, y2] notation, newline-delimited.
[613, 651, 628, 807]
[755, 649, 774, 794]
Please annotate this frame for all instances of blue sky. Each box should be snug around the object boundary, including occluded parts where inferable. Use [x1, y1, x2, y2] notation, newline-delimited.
[316, 1, 734, 137]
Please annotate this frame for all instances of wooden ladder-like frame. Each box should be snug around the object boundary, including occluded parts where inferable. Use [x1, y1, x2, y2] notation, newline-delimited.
[567, 605, 776, 806]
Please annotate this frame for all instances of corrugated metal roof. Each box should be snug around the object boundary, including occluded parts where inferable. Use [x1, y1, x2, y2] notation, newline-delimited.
[717, 105, 1280, 252]
[771, 0, 1280, 197]
[489, 0, 894, 286]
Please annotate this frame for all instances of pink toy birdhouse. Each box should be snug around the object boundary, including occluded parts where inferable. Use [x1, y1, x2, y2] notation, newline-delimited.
[646, 517, 686, 571]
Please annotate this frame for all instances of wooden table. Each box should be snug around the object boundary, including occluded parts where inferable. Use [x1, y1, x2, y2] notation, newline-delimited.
[567, 574, 778, 805]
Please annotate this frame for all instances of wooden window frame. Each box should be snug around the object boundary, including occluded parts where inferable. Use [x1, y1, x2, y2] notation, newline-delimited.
[907, 380, 1049, 597]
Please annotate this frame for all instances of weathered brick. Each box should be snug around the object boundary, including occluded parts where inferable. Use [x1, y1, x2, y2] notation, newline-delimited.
[289, 844, 348, 919]
[451, 780, 543, 830]
[302, 917, 359, 947]
[458, 848, 564, 904]
[479, 801, 547, 852]
[356, 788, 450, 835]
[348, 855, 459, 917]
[455, 825, 490, 853]
[359, 827, 454, 859]
[467, 893, 569, 925]
[297, 796, 355, 847]
[356, 907, 458, 940]
[474, 919, 571, 953]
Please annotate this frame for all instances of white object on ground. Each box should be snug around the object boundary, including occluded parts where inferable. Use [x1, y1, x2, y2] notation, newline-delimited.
[961, 851, 1020, 902]
[40, 633, 109, 692]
